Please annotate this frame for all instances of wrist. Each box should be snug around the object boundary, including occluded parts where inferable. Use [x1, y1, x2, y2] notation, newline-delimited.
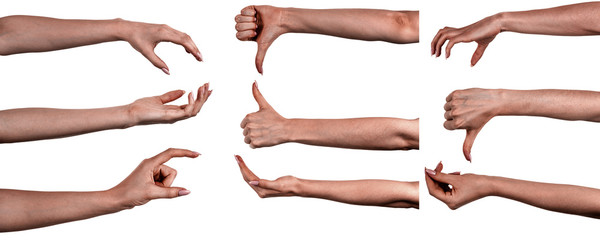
[489, 89, 511, 116]
[121, 104, 139, 128]
[493, 12, 510, 32]
[283, 118, 300, 143]
[278, 7, 298, 34]
[101, 189, 133, 212]
[111, 18, 134, 41]
[293, 177, 308, 197]
[478, 175, 499, 197]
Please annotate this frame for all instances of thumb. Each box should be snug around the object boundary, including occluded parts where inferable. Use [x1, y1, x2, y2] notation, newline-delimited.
[152, 186, 191, 199]
[159, 90, 185, 104]
[255, 42, 272, 74]
[471, 43, 489, 67]
[252, 81, 272, 109]
[425, 168, 457, 185]
[255, 179, 280, 191]
[463, 128, 482, 162]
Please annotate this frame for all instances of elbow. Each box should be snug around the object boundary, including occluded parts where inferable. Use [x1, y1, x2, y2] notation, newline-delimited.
[384, 11, 419, 44]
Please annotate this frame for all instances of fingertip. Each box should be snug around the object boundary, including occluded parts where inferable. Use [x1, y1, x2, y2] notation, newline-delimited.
[178, 189, 191, 196]
[161, 68, 170, 75]
[197, 52, 203, 62]
[192, 151, 201, 157]
[425, 168, 436, 176]
[234, 154, 243, 164]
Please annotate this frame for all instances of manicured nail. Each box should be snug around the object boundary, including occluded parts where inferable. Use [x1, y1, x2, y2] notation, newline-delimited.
[161, 68, 170, 75]
[249, 181, 259, 186]
[467, 152, 472, 162]
[425, 168, 436, 176]
[197, 52, 203, 62]
[178, 190, 191, 196]
[192, 151, 200, 156]
[234, 155, 241, 164]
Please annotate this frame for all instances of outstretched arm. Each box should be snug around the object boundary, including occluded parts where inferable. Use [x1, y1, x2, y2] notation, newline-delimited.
[444, 88, 600, 161]
[235, 155, 418, 208]
[432, 2, 600, 65]
[425, 162, 600, 218]
[0, 83, 211, 143]
[235, 6, 419, 73]
[241, 81, 418, 150]
[0, 15, 202, 74]
[0, 148, 199, 232]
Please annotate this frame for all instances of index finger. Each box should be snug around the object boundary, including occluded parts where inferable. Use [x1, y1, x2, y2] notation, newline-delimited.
[165, 30, 203, 62]
[431, 28, 445, 55]
[152, 148, 200, 165]
[425, 168, 447, 201]
[241, 6, 256, 16]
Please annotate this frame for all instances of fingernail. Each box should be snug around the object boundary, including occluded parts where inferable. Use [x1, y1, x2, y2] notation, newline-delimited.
[467, 152, 472, 162]
[234, 155, 241, 164]
[192, 151, 201, 156]
[249, 181, 259, 186]
[197, 52, 203, 62]
[178, 190, 191, 196]
[425, 168, 436, 176]
[161, 68, 170, 75]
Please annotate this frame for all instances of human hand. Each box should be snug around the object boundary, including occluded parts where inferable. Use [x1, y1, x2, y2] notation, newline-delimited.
[109, 148, 200, 209]
[234, 155, 300, 198]
[431, 14, 503, 66]
[444, 88, 503, 161]
[128, 83, 212, 126]
[119, 19, 203, 75]
[425, 162, 489, 210]
[235, 5, 287, 74]
[240, 81, 289, 148]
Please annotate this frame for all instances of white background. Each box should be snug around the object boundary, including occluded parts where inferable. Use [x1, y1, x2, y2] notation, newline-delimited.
[0, 0, 598, 239]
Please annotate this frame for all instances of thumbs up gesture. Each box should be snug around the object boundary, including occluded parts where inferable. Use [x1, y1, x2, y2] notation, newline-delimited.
[240, 81, 289, 148]
[444, 89, 503, 161]
[235, 5, 287, 74]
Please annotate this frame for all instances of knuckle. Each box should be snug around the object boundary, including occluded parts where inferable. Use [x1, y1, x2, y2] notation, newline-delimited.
[180, 33, 191, 42]
[455, 118, 465, 128]
[447, 200, 459, 210]
[257, 192, 266, 198]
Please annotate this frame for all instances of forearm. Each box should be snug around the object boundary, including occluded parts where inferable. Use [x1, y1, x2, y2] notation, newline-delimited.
[0, 189, 124, 232]
[488, 176, 600, 218]
[0, 105, 135, 143]
[498, 2, 600, 35]
[495, 89, 600, 121]
[280, 8, 419, 43]
[0, 16, 129, 55]
[296, 179, 419, 208]
[285, 117, 419, 150]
